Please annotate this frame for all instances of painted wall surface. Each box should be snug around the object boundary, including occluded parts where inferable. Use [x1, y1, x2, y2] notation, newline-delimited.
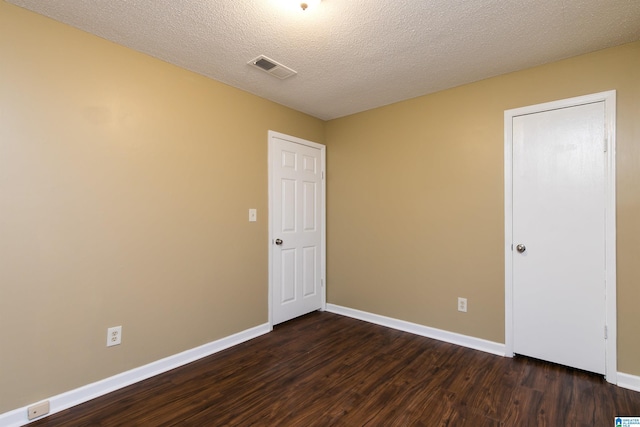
[325, 42, 640, 375]
[0, 2, 324, 412]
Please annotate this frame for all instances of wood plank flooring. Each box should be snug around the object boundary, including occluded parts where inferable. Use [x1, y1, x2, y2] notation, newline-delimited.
[31, 311, 640, 426]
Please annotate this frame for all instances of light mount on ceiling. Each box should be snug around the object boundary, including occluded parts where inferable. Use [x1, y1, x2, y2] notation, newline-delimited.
[298, 0, 321, 11]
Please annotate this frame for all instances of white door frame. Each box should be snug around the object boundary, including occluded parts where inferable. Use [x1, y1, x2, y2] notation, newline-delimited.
[268, 130, 326, 326]
[504, 91, 617, 383]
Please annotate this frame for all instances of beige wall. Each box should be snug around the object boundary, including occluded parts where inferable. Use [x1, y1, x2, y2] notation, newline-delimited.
[326, 41, 640, 376]
[0, 2, 324, 412]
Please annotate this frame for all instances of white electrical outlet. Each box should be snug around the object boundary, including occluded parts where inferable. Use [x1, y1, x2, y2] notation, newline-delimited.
[458, 297, 468, 313]
[249, 208, 257, 222]
[27, 400, 50, 420]
[107, 326, 122, 347]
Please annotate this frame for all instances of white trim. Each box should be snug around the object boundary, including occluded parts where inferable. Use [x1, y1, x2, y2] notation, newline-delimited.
[1, 323, 271, 427]
[504, 90, 617, 384]
[3, 311, 634, 427]
[326, 304, 640, 393]
[326, 304, 505, 356]
[268, 131, 327, 326]
[617, 372, 640, 393]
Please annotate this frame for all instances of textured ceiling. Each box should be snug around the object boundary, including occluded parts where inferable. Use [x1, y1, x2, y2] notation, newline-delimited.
[6, 0, 640, 120]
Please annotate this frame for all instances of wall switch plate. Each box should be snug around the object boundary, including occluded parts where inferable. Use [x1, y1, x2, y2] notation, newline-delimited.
[107, 326, 122, 347]
[458, 297, 467, 312]
[27, 400, 50, 420]
[249, 209, 257, 222]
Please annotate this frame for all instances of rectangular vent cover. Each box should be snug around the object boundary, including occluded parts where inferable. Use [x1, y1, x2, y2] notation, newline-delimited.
[248, 55, 297, 79]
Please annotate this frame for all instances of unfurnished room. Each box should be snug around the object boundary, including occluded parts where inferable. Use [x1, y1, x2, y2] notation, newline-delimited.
[1, 0, 640, 425]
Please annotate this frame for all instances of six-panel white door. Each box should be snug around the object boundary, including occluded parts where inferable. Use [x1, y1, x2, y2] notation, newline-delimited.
[270, 133, 324, 325]
[512, 102, 606, 374]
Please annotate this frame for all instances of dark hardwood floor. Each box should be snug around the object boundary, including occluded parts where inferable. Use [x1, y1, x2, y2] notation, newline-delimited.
[31, 311, 640, 426]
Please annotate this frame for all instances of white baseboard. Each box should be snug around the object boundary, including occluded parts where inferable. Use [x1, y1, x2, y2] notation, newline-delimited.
[4, 310, 637, 427]
[617, 372, 640, 393]
[326, 304, 640, 393]
[1, 323, 272, 427]
[326, 304, 506, 356]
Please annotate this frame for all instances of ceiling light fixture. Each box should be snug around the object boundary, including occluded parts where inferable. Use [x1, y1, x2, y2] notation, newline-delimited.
[299, 0, 320, 11]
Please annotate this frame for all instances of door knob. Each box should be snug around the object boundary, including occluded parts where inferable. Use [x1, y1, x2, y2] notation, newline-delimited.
[516, 244, 526, 253]
[275, 239, 283, 245]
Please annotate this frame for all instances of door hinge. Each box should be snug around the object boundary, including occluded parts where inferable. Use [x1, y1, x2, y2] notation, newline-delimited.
[321, 278, 324, 288]
[604, 138, 608, 152]
[322, 171, 325, 180]
[604, 325, 608, 340]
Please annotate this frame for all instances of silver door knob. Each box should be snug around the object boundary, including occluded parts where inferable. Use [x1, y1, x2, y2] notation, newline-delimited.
[275, 239, 283, 245]
[516, 244, 526, 253]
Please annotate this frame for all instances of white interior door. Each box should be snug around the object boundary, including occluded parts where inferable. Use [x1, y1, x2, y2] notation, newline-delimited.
[269, 131, 325, 325]
[510, 101, 608, 374]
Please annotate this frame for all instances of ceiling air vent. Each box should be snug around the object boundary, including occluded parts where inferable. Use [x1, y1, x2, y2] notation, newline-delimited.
[248, 55, 297, 79]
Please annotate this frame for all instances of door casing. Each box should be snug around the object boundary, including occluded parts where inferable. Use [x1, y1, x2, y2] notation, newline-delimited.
[504, 91, 617, 383]
[268, 130, 326, 326]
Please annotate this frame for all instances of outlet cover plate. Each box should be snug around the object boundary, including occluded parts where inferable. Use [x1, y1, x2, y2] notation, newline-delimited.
[107, 326, 122, 347]
[27, 400, 50, 420]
